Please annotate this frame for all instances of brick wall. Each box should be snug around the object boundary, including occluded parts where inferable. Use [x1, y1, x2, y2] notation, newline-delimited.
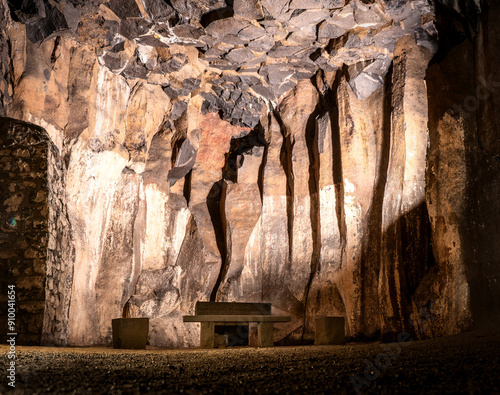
[0, 117, 49, 345]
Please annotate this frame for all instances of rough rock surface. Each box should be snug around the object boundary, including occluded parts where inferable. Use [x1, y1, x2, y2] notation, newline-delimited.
[0, 118, 50, 345]
[0, 0, 499, 348]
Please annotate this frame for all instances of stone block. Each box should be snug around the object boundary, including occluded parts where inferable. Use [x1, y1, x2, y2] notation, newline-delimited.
[112, 318, 149, 349]
[315, 317, 345, 345]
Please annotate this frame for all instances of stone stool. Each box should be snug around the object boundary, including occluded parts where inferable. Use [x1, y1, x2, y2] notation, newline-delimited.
[315, 317, 346, 345]
[112, 318, 149, 349]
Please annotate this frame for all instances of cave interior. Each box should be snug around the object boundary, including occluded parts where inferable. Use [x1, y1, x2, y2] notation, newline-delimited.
[0, 0, 499, 370]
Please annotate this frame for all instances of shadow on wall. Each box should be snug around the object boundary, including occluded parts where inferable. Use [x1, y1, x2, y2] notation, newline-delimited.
[299, 200, 437, 345]
[426, 0, 500, 331]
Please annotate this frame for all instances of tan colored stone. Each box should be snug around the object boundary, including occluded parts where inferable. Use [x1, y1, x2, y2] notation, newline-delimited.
[218, 148, 264, 299]
[279, 80, 319, 305]
[379, 36, 434, 337]
[125, 82, 171, 173]
[189, 113, 250, 284]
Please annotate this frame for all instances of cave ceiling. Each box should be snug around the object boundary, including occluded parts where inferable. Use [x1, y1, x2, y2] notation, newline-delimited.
[6, 0, 438, 128]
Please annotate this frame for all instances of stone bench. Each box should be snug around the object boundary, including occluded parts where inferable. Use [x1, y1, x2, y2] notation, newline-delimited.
[183, 302, 290, 348]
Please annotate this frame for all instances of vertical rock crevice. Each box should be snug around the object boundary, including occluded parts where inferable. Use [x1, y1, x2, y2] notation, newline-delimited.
[275, 109, 295, 271]
[469, 0, 500, 220]
[183, 169, 192, 205]
[208, 180, 227, 301]
[257, 133, 268, 203]
[468, 0, 500, 326]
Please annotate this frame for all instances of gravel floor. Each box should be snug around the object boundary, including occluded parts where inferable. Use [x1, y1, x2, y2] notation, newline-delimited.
[1, 329, 499, 394]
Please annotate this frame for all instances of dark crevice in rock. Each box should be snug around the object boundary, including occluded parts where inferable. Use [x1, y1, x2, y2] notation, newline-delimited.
[402, 202, 436, 297]
[168, 118, 197, 188]
[473, 2, 500, 159]
[171, 135, 186, 169]
[435, 0, 482, 31]
[301, 103, 321, 343]
[25, 1, 69, 44]
[50, 36, 61, 64]
[208, 180, 228, 301]
[428, 1, 474, 67]
[7, 0, 43, 23]
[222, 126, 266, 182]
[325, 34, 349, 56]
[378, 62, 393, 216]
[258, 134, 268, 203]
[122, 297, 132, 319]
[275, 108, 295, 269]
[200, 3, 234, 28]
[183, 169, 192, 205]
[291, 9, 306, 18]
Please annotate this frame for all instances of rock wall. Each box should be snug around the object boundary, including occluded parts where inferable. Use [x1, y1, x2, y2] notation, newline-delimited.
[0, 118, 49, 345]
[424, 0, 500, 335]
[0, 0, 499, 347]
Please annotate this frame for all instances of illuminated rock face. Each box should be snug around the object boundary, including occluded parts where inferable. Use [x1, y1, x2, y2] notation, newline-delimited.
[0, 0, 499, 347]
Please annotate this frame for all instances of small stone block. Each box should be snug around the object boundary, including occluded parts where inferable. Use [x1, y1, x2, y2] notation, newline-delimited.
[112, 318, 149, 349]
[315, 317, 345, 345]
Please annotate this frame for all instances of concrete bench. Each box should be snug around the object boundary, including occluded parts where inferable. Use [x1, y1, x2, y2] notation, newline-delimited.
[183, 302, 291, 348]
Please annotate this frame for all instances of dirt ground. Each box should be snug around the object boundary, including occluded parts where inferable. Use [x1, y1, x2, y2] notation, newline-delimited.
[1, 329, 499, 394]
